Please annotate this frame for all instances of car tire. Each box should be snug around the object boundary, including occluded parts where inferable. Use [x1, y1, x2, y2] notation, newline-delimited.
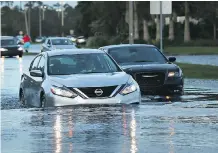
[19, 54, 23, 58]
[19, 89, 26, 105]
[40, 92, 46, 108]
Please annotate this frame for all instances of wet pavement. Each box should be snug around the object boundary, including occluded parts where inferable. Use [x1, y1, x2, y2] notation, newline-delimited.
[1, 56, 218, 153]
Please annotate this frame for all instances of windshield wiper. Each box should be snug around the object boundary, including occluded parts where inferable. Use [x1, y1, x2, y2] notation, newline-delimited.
[133, 60, 154, 63]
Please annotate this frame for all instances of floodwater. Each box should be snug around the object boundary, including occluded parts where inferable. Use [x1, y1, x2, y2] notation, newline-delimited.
[1, 56, 218, 153]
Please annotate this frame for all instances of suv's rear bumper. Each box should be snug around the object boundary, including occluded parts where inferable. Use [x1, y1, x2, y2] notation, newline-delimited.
[140, 77, 184, 96]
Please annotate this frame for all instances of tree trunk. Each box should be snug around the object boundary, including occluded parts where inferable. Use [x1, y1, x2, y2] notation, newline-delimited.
[125, 2, 129, 25]
[143, 19, 150, 42]
[184, 1, 190, 42]
[213, 23, 216, 40]
[168, 14, 174, 40]
[133, 1, 139, 39]
[24, 10, 29, 35]
[28, 8, 31, 36]
[156, 15, 160, 41]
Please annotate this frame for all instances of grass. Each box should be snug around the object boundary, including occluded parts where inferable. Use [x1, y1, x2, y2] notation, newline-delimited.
[23, 52, 38, 56]
[176, 62, 218, 80]
[164, 47, 218, 55]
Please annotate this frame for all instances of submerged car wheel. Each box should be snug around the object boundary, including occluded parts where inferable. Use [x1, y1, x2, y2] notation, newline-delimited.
[19, 54, 23, 58]
[40, 92, 46, 108]
[19, 89, 26, 105]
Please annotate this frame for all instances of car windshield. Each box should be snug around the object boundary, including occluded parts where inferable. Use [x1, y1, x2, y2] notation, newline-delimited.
[1, 39, 16, 46]
[51, 39, 74, 45]
[108, 46, 167, 64]
[48, 53, 121, 75]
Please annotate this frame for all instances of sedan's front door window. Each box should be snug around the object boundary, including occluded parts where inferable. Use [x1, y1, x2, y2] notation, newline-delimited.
[30, 56, 41, 71]
[37, 56, 45, 71]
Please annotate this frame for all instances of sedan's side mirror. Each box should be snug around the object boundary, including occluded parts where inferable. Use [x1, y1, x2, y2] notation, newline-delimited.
[30, 70, 43, 77]
[168, 57, 176, 62]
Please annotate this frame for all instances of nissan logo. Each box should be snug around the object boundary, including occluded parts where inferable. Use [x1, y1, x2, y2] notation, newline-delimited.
[94, 89, 103, 96]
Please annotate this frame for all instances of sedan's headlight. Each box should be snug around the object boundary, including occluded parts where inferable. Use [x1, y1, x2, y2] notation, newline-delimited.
[0, 48, 8, 51]
[168, 69, 182, 77]
[51, 86, 77, 98]
[120, 82, 137, 95]
[18, 47, 23, 51]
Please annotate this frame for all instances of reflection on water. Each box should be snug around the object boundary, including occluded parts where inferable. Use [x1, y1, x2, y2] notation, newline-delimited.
[130, 109, 137, 153]
[18, 57, 23, 73]
[54, 115, 62, 153]
[122, 105, 127, 136]
[168, 119, 175, 153]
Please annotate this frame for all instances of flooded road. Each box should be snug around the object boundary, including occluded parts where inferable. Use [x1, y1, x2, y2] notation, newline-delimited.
[1, 56, 218, 153]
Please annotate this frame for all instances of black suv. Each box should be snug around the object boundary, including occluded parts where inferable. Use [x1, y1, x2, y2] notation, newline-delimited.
[1, 36, 23, 57]
[99, 44, 184, 96]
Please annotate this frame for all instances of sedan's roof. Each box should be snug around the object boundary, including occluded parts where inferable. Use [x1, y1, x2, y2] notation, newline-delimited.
[46, 49, 103, 56]
[100, 44, 155, 50]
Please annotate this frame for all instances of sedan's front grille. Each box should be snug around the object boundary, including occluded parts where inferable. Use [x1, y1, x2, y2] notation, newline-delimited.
[135, 72, 165, 87]
[76, 86, 118, 98]
[5, 47, 18, 52]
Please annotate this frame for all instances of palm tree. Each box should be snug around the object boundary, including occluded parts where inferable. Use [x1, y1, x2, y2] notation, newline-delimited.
[137, 1, 151, 42]
[24, 1, 36, 36]
[133, 1, 139, 39]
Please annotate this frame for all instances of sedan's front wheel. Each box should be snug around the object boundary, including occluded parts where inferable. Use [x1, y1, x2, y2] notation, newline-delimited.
[20, 89, 26, 105]
[40, 93, 46, 108]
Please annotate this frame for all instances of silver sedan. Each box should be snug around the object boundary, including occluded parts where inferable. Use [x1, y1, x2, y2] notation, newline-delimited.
[19, 49, 141, 107]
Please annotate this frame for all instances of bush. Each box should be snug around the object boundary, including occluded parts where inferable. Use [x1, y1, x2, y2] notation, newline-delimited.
[109, 36, 123, 45]
[86, 36, 110, 48]
[85, 36, 218, 49]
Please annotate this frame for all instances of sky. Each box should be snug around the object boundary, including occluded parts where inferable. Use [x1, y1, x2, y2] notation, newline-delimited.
[12, 1, 78, 8]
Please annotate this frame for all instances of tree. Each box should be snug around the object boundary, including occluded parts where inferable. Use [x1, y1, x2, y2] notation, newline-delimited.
[137, 1, 151, 41]
[184, 1, 191, 42]
[133, 1, 139, 39]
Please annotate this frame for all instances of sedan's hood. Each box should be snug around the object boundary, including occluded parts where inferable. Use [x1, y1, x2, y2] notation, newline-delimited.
[49, 72, 129, 87]
[53, 45, 77, 49]
[120, 62, 179, 72]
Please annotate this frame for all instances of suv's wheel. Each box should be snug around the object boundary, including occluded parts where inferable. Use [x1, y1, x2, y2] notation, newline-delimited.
[20, 89, 26, 105]
[40, 92, 46, 108]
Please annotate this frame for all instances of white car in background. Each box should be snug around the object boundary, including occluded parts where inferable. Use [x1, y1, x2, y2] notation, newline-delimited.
[76, 36, 86, 44]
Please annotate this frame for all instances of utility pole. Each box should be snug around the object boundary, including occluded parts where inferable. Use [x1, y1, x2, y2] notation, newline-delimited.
[129, 1, 134, 44]
[160, 1, 163, 52]
[42, 7, 45, 20]
[39, 7, 42, 37]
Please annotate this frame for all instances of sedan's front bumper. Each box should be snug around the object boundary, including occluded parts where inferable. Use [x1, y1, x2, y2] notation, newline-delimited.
[1, 50, 23, 57]
[45, 91, 141, 107]
[140, 77, 184, 96]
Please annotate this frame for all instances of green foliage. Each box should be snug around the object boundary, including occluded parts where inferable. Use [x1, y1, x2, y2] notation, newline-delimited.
[86, 36, 110, 48]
